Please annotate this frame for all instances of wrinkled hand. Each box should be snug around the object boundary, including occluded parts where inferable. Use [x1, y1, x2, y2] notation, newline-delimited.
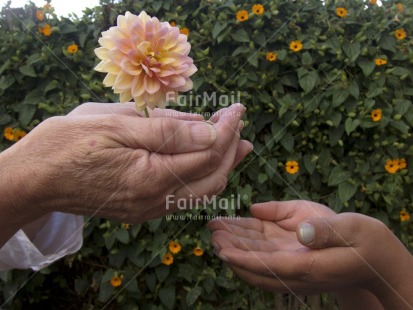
[3, 103, 251, 227]
[209, 200, 413, 299]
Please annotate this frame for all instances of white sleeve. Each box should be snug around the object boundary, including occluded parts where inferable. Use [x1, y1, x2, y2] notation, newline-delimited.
[0, 213, 83, 271]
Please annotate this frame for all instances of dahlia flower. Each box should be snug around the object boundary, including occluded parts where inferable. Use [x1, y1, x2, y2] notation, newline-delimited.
[94, 11, 197, 112]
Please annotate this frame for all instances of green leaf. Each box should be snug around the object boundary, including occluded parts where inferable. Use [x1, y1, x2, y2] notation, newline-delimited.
[390, 120, 409, 134]
[301, 51, 312, 66]
[147, 218, 163, 232]
[379, 36, 396, 53]
[179, 264, 194, 282]
[152, 1, 163, 12]
[231, 45, 250, 57]
[258, 173, 268, 184]
[247, 52, 258, 67]
[159, 287, 175, 310]
[348, 80, 359, 99]
[344, 118, 360, 135]
[212, 22, 227, 40]
[303, 154, 316, 174]
[338, 181, 358, 203]
[392, 67, 410, 76]
[60, 23, 78, 34]
[115, 229, 129, 244]
[298, 71, 317, 93]
[232, 29, 250, 43]
[358, 60, 375, 77]
[186, 286, 202, 306]
[328, 167, 352, 186]
[342, 41, 360, 61]
[280, 132, 294, 152]
[19, 65, 37, 77]
[18, 104, 36, 126]
[332, 89, 349, 107]
[393, 99, 411, 116]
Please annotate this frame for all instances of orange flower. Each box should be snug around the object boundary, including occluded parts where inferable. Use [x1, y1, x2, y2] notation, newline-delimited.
[180, 28, 189, 36]
[266, 52, 277, 62]
[3, 127, 14, 141]
[375, 58, 387, 66]
[122, 223, 130, 229]
[110, 275, 122, 287]
[252, 4, 264, 15]
[162, 252, 174, 265]
[168, 241, 182, 254]
[13, 129, 27, 141]
[398, 158, 407, 170]
[193, 247, 204, 256]
[336, 7, 348, 18]
[396, 3, 404, 12]
[369, 0, 377, 4]
[289, 40, 303, 52]
[236, 10, 249, 22]
[400, 210, 410, 222]
[385, 159, 399, 174]
[395, 28, 407, 40]
[169, 21, 176, 27]
[39, 23, 52, 36]
[371, 109, 382, 122]
[67, 44, 79, 54]
[36, 10, 44, 21]
[285, 161, 299, 174]
[43, 3, 52, 10]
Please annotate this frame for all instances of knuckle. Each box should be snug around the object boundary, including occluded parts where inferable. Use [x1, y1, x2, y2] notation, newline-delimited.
[156, 118, 178, 151]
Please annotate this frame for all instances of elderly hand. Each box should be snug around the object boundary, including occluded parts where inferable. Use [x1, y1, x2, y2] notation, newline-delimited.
[0, 103, 251, 246]
[209, 200, 413, 309]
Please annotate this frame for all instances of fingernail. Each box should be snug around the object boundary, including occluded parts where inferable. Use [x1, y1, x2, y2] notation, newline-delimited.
[218, 254, 229, 262]
[298, 223, 315, 244]
[246, 141, 254, 152]
[211, 242, 220, 252]
[238, 120, 244, 131]
[232, 103, 246, 111]
[191, 123, 216, 146]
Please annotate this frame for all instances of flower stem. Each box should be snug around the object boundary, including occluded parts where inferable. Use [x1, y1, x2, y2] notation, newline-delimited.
[144, 107, 150, 118]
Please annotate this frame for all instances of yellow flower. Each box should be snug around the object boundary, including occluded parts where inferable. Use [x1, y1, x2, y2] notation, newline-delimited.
[236, 10, 249, 22]
[3, 127, 14, 141]
[396, 3, 404, 12]
[375, 58, 387, 66]
[162, 252, 174, 265]
[369, 0, 377, 4]
[385, 159, 399, 174]
[252, 4, 264, 15]
[168, 241, 182, 254]
[13, 129, 27, 141]
[122, 223, 130, 229]
[169, 21, 176, 27]
[289, 40, 303, 52]
[67, 44, 78, 54]
[266, 52, 277, 62]
[110, 275, 122, 287]
[39, 23, 52, 36]
[94, 11, 197, 112]
[400, 210, 410, 222]
[180, 27, 189, 36]
[193, 247, 204, 256]
[36, 10, 44, 21]
[285, 161, 299, 174]
[395, 28, 407, 40]
[371, 109, 382, 122]
[336, 7, 348, 18]
[398, 158, 407, 170]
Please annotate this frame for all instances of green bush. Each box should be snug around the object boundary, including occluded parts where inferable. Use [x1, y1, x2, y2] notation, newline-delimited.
[1, 0, 412, 308]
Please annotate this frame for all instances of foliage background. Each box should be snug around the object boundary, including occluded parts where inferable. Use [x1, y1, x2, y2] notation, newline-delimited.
[0, 0, 412, 308]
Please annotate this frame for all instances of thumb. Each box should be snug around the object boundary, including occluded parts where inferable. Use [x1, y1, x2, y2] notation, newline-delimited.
[296, 214, 359, 249]
[121, 116, 217, 153]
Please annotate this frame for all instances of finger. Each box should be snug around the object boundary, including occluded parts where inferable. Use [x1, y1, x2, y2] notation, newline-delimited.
[228, 266, 301, 293]
[296, 213, 370, 249]
[216, 247, 314, 279]
[209, 218, 266, 238]
[148, 108, 205, 121]
[251, 200, 335, 224]
[230, 140, 253, 170]
[212, 230, 292, 252]
[111, 116, 217, 154]
[208, 217, 265, 235]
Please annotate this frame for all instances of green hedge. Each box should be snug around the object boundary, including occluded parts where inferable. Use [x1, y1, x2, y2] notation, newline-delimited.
[1, 0, 412, 308]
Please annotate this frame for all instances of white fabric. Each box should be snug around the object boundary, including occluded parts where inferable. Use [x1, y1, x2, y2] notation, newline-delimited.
[0, 213, 83, 271]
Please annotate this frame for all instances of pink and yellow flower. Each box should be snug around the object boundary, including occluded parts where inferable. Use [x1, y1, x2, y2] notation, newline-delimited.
[94, 11, 197, 111]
